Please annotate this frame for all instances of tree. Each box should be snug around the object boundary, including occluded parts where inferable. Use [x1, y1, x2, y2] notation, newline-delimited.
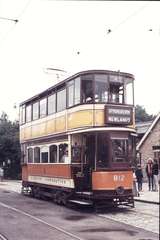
[135, 105, 155, 122]
[0, 112, 21, 179]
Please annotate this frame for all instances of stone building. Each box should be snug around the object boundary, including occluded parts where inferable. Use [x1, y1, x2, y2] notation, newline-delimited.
[136, 112, 160, 176]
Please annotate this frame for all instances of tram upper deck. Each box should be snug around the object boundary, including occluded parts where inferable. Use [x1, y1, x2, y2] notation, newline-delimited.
[20, 70, 135, 143]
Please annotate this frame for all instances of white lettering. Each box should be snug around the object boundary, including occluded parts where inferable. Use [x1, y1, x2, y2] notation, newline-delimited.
[113, 175, 125, 182]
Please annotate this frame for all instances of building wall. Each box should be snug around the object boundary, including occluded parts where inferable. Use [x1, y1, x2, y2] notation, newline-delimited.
[139, 119, 160, 179]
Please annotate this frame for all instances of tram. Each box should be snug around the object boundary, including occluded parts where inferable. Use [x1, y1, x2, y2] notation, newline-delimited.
[20, 69, 136, 208]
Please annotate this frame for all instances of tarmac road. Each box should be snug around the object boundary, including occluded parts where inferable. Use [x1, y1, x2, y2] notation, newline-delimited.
[0, 189, 158, 240]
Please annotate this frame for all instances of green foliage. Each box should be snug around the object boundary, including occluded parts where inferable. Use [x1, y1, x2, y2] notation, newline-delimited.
[135, 105, 155, 122]
[0, 112, 21, 179]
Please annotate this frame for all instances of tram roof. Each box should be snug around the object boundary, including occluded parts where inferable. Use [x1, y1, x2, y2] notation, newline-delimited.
[20, 69, 134, 106]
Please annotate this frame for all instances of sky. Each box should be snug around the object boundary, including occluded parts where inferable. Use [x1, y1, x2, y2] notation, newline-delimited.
[0, 0, 160, 121]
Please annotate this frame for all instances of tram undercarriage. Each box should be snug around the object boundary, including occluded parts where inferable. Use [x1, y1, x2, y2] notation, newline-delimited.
[22, 181, 134, 209]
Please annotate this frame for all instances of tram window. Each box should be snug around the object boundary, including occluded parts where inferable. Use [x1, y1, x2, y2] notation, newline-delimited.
[109, 83, 124, 104]
[72, 142, 81, 163]
[112, 139, 128, 162]
[74, 77, 80, 105]
[125, 81, 133, 105]
[41, 152, 48, 163]
[40, 98, 47, 118]
[95, 74, 108, 103]
[33, 102, 39, 120]
[20, 105, 25, 124]
[28, 148, 33, 163]
[57, 88, 66, 112]
[68, 80, 74, 107]
[81, 75, 93, 103]
[59, 144, 69, 163]
[34, 147, 40, 163]
[49, 145, 57, 163]
[48, 94, 56, 115]
[26, 105, 32, 122]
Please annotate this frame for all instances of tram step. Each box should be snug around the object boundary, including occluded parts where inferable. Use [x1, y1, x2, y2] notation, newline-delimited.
[69, 200, 93, 205]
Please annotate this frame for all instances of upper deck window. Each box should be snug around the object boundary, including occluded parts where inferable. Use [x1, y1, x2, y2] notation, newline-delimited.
[48, 94, 56, 115]
[57, 88, 66, 112]
[81, 74, 94, 103]
[67, 77, 80, 107]
[95, 74, 109, 103]
[40, 98, 47, 118]
[33, 102, 39, 120]
[26, 105, 32, 122]
[20, 105, 25, 124]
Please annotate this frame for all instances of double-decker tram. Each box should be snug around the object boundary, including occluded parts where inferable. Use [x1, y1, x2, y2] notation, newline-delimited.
[20, 69, 136, 208]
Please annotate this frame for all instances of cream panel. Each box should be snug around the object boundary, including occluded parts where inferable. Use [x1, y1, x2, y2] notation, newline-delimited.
[68, 110, 93, 129]
[46, 118, 55, 135]
[95, 110, 104, 126]
[55, 115, 66, 132]
[24, 126, 32, 140]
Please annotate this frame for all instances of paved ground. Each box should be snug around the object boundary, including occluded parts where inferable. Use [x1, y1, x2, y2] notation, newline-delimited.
[0, 180, 159, 235]
[0, 188, 158, 240]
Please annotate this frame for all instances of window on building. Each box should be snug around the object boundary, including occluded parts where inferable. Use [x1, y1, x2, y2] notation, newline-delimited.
[40, 98, 47, 118]
[57, 88, 66, 112]
[28, 148, 33, 163]
[49, 145, 57, 163]
[34, 147, 40, 163]
[26, 105, 32, 122]
[33, 102, 39, 120]
[48, 94, 56, 115]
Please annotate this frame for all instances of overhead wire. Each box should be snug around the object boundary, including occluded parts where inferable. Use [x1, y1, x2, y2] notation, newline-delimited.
[106, 3, 150, 35]
[0, 0, 32, 46]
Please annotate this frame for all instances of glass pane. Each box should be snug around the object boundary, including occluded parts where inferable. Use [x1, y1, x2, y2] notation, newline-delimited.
[57, 89, 66, 112]
[68, 81, 74, 107]
[34, 147, 40, 163]
[125, 82, 133, 105]
[59, 144, 69, 163]
[20, 105, 25, 124]
[48, 94, 56, 114]
[95, 74, 108, 103]
[26, 105, 31, 122]
[112, 139, 128, 162]
[50, 145, 57, 163]
[72, 142, 81, 163]
[28, 148, 33, 163]
[109, 83, 124, 104]
[33, 102, 39, 120]
[41, 152, 48, 163]
[40, 98, 47, 118]
[75, 77, 80, 105]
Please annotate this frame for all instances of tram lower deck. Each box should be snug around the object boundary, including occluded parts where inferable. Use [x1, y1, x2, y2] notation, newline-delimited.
[22, 129, 135, 207]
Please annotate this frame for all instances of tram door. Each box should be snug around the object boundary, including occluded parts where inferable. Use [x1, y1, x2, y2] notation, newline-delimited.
[72, 134, 95, 191]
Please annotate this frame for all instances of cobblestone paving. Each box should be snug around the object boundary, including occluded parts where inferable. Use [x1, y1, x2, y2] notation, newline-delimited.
[99, 202, 159, 234]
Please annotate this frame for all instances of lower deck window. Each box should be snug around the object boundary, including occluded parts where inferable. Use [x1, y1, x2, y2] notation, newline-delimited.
[41, 152, 48, 163]
[50, 145, 57, 163]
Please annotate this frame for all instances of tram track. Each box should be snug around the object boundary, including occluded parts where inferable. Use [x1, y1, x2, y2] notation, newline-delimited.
[0, 233, 8, 240]
[0, 201, 84, 240]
